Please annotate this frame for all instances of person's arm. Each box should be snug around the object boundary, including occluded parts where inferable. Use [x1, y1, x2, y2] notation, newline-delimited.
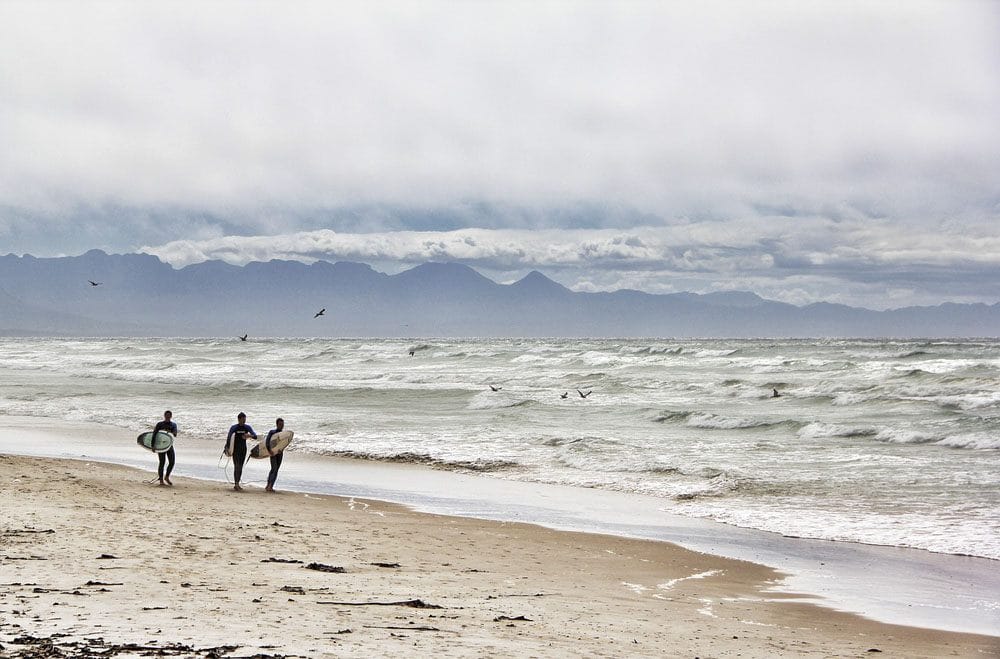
[227, 424, 236, 441]
[247, 425, 257, 439]
[170, 422, 178, 437]
[265, 429, 276, 451]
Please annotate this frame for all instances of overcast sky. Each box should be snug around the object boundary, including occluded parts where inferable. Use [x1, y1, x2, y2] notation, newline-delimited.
[1, 0, 998, 309]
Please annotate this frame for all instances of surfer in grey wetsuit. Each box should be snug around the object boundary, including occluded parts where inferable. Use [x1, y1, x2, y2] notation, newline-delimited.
[153, 410, 178, 486]
[264, 417, 286, 493]
[226, 412, 257, 491]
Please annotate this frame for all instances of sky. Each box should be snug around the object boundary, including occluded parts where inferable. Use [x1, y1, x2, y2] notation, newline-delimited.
[1, 0, 998, 309]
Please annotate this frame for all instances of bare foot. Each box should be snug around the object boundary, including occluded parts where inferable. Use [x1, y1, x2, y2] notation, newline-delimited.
[164, 476, 173, 486]
[158, 479, 165, 486]
[233, 484, 242, 491]
[265, 487, 274, 493]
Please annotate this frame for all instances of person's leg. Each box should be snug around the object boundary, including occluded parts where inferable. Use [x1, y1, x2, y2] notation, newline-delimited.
[164, 447, 176, 485]
[157, 452, 167, 484]
[266, 452, 283, 491]
[233, 440, 246, 489]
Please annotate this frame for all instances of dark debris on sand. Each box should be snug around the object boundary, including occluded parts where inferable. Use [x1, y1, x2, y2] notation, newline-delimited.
[2, 635, 246, 658]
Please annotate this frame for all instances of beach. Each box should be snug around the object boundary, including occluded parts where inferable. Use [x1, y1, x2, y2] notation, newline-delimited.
[2, 450, 998, 658]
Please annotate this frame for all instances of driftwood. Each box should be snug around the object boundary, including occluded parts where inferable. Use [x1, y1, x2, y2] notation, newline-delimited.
[261, 557, 302, 564]
[304, 562, 345, 573]
[317, 599, 442, 609]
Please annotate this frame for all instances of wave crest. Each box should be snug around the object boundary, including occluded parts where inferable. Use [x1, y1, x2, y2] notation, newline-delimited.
[321, 450, 521, 472]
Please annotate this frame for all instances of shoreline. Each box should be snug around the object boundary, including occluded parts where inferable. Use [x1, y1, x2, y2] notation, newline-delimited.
[1, 416, 999, 640]
[2, 454, 998, 658]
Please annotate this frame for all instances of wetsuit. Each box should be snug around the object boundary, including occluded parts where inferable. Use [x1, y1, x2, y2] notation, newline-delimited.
[264, 428, 284, 489]
[227, 423, 256, 485]
[153, 420, 178, 481]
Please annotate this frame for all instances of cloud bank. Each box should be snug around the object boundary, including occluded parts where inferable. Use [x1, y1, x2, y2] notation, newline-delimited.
[143, 221, 1000, 309]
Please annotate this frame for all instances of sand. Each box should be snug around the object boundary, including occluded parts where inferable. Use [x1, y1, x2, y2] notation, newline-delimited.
[1, 454, 997, 658]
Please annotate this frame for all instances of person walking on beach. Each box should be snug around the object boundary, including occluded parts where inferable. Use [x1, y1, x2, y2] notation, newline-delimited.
[153, 410, 178, 486]
[226, 412, 257, 491]
[264, 417, 286, 493]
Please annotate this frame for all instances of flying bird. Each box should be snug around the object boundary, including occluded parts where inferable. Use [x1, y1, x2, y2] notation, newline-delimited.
[577, 389, 592, 398]
[88, 280, 102, 287]
[240, 334, 248, 342]
[314, 308, 325, 318]
[560, 392, 568, 399]
[490, 385, 502, 392]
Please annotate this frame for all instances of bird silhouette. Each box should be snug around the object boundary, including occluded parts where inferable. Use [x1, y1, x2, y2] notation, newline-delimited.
[560, 392, 568, 399]
[577, 389, 592, 398]
[490, 385, 502, 392]
[240, 334, 248, 342]
[313, 308, 325, 318]
[88, 280, 102, 287]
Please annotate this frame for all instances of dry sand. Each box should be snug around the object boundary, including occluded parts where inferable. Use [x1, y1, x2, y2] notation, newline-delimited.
[1, 454, 997, 658]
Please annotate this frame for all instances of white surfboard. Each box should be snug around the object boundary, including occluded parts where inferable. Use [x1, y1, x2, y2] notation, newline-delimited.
[137, 430, 174, 453]
[250, 430, 293, 458]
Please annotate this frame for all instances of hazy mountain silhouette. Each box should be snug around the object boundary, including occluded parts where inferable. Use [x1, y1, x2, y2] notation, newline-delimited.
[0, 250, 997, 337]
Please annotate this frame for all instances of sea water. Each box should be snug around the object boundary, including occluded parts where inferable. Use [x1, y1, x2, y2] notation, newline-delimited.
[1, 337, 998, 561]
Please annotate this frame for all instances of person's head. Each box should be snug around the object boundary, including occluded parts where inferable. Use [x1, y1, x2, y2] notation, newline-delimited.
[164, 410, 172, 420]
[275, 417, 284, 430]
[237, 412, 246, 423]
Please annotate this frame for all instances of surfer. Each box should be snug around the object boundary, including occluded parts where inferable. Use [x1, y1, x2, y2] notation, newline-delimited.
[226, 412, 257, 491]
[772, 388, 781, 398]
[153, 410, 178, 486]
[264, 417, 286, 493]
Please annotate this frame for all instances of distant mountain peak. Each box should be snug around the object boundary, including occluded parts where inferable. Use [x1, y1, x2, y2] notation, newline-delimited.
[395, 261, 492, 281]
[510, 270, 569, 294]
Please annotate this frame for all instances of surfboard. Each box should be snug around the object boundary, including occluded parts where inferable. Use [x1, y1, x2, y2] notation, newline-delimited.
[250, 430, 293, 458]
[136, 430, 174, 453]
[223, 431, 252, 457]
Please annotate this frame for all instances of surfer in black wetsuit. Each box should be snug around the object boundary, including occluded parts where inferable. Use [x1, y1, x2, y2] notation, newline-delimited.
[153, 410, 178, 486]
[226, 412, 257, 491]
[264, 417, 286, 493]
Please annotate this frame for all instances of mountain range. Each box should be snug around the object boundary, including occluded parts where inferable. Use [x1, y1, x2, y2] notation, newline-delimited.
[0, 250, 997, 337]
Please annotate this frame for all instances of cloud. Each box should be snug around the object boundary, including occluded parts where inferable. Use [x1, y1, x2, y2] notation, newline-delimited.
[3, 0, 998, 308]
[141, 220, 1000, 308]
[1, 0, 998, 223]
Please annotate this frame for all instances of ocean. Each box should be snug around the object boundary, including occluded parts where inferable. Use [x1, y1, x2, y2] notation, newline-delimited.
[1, 337, 998, 561]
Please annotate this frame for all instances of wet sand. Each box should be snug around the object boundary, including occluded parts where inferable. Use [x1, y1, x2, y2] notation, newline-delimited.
[1, 454, 997, 658]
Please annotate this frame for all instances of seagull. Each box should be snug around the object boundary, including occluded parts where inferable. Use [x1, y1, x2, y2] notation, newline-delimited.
[560, 392, 568, 399]
[88, 280, 102, 287]
[313, 308, 325, 318]
[240, 334, 248, 342]
[409, 350, 415, 356]
[577, 389, 592, 398]
[490, 385, 502, 392]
